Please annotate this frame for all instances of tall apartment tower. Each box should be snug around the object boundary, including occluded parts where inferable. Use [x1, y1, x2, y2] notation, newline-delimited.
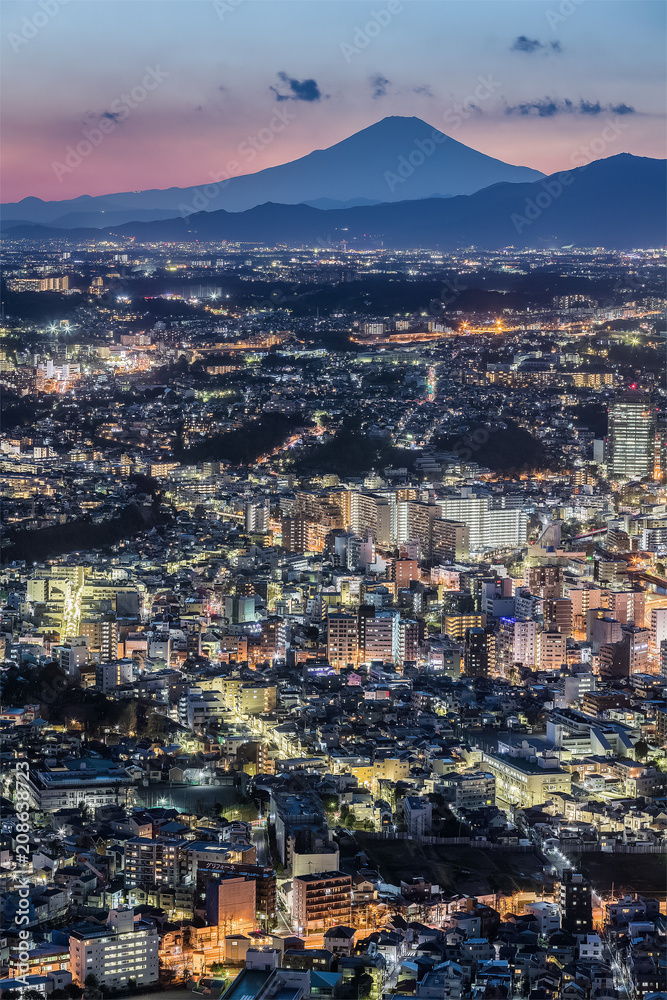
[559, 870, 592, 934]
[464, 626, 497, 678]
[327, 613, 359, 669]
[608, 392, 655, 478]
[245, 499, 270, 534]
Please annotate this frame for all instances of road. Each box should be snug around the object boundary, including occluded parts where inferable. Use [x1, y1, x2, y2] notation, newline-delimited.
[252, 823, 269, 866]
[544, 848, 567, 877]
[603, 938, 632, 998]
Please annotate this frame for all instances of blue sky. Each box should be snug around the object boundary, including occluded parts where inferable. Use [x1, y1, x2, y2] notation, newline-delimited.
[3, 0, 665, 201]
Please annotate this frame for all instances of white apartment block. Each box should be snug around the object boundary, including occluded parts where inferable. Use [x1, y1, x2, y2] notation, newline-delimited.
[436, 495, 528, 550]
[69, 909, 158, 988]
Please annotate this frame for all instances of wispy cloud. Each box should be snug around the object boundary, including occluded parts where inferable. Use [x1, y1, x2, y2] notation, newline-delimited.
[505, 97, 636, 117]
[369, 74, 390, 99]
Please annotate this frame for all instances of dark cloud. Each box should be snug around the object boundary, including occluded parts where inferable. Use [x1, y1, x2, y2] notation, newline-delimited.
[512, 35, 542, 53]
[506, 98, 559, 117]
[370, 74, 390, 99]
[505, 97, 637, 117]
[101, 110, 123, 122]
[218, 85, 227, 93]
[413, 84, 434, 97]
[580, 100, 602, 115]
[270, 72, 322, 102]
[511, 35, 562, 54]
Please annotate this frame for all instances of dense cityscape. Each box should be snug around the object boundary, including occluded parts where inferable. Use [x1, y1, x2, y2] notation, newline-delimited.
[2, 0, 667, 997]
[0, 236, 665, 1000]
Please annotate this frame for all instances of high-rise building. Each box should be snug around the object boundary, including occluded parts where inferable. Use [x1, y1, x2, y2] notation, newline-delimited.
[79, 613, 119, 662]
[292, 871, 352, 935]
[559, 870, 592, 934]
[281, 515, 328, 553]
[608, 590, 645, 628]
[360, 612, 397, 664]
[327, 613, 359, 669]
[349, 491, 392, 545]
[245, 499, 270, 534]
[225, 595, 256, 623]
[539, 630, 567, 671]
[464, 626, 492, 678]
[655, 413, 667, 479]
[608, 392, 655, 478]
[650, 607, 667, 652]
[389, 558, 419, 588]
[399, 619, 420, 664]
[259, 618, 286, 659]
[436, 494, 528, 550]
[124, 837, 189, 888]
[396, 500, 440, 556]
[498, 617, 537, 674]
[544, 597, 573, 636]
[431, 518, 470, 562]
[444, 613, 487, 640]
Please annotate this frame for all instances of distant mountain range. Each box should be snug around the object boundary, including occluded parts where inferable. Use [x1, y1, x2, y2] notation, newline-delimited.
[6, 154, 664, 250]
[2, 116, 543, 229]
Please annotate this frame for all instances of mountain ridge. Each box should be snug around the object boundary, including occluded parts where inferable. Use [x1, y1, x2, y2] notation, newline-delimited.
[6, 153, 667, 250]
[1, 115, 543, 228]
[4, 154, 664, 251]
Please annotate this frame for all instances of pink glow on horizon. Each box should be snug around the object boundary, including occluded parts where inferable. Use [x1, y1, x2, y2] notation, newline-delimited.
[3, 111, 665, 203]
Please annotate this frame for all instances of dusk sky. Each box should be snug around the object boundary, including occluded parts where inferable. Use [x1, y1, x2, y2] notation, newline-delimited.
[2, 0, 665, 204]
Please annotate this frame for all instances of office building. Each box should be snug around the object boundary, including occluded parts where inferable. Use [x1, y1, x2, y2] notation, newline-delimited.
[650, 607, 667, 651]
[608, 392, 655, 478]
